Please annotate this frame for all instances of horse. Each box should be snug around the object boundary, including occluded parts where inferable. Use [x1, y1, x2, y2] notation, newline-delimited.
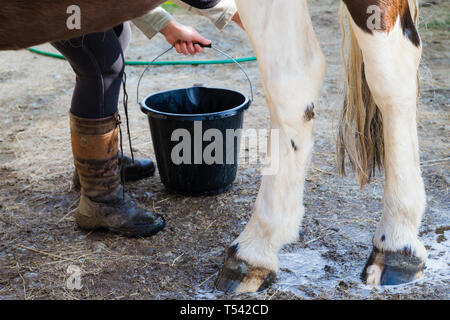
[0, 0, 166, 50]
[215, 0, 427, 293]
[1, 0, 427, 293]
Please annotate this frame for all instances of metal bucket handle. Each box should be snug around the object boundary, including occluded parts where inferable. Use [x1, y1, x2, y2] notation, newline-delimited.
[137, 43, 254, 105]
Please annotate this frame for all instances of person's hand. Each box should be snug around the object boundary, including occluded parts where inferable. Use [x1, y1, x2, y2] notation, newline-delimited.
[160, 20, 211, 55]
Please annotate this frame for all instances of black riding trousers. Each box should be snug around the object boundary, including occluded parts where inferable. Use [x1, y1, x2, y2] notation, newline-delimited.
[51, 23, 131, 119]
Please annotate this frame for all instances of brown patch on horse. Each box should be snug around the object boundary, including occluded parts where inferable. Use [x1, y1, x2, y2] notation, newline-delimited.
[400, 2, 421, 47]
[342, 0, 420, 46]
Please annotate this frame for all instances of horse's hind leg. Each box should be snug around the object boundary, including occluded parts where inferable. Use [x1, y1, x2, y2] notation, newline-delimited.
[344, 0, 427, 285]
[215, 0, 326, 293]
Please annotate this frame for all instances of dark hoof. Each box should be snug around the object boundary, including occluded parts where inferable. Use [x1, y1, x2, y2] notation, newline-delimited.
[215, 245, 276, 293]
[361, 247, 425, 286]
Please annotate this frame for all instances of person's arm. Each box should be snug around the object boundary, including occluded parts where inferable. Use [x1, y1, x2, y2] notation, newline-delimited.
[133, 7, 174, 41]
[172, 0, 242, 30]
[132, 7, 211, 55]
[0, 0, 165, 50]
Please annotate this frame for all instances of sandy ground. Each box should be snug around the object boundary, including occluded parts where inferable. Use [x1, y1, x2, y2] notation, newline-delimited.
[0, 0, 448, 300]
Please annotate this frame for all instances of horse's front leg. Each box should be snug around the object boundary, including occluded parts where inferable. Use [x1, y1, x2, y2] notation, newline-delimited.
[344, 0, 427, 285]
[216, 0, 326, 293]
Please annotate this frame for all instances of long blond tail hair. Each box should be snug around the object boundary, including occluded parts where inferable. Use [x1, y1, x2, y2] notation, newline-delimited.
[337, 0, 420, 188]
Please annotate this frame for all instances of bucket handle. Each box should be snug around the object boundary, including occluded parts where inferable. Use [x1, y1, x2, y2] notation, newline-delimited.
[137, 43, 254, 105]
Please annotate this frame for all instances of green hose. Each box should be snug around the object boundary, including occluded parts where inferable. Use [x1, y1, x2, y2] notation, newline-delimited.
[27, 47, 257, 66]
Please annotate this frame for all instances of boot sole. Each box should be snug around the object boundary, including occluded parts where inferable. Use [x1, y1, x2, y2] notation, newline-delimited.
[111, 218, 165, 238]
[76, 210, 165, 238]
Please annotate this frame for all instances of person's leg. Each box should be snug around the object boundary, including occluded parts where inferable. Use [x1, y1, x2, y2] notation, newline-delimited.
[52, 27, 125, 118]
[53, 23, 155, 187]
[52, 26, 164, 237]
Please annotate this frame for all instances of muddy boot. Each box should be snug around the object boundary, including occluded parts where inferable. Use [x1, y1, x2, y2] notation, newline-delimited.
[72, 153, 156, 190]
[70, 113, 165, 237]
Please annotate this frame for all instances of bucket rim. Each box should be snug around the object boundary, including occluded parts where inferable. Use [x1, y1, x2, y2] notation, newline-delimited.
[140, 86, 251, 121]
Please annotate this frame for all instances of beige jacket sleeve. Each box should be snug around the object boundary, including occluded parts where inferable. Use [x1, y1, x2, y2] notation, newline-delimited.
[172, 0, 237, 30]
[132, 7, 174, 40]
[132, 0, 237, 40]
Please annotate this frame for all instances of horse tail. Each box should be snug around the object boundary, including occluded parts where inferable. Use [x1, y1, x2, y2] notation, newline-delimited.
[337, 3, 382, 188]
[409, 0, 420, 25]
[337, 0, 420, 189]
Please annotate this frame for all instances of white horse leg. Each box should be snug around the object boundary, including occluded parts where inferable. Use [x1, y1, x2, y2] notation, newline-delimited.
[216, 0, 326, 293]
[344, 0, 427, 285]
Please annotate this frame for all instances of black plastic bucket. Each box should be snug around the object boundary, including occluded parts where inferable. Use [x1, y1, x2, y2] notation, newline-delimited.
[139, 45, 253, 196]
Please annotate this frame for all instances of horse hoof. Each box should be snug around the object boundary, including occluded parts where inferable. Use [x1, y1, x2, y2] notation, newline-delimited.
[361, 247, 425, 286]
[215, 245, 276, 293]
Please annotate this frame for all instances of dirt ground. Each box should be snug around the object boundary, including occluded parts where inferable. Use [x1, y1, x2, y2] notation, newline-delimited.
[0, 0, 448, 300]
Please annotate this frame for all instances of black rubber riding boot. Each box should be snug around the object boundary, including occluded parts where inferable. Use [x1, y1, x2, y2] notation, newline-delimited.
[70, 113, 164, 237]
[119, 153, 156, 181]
